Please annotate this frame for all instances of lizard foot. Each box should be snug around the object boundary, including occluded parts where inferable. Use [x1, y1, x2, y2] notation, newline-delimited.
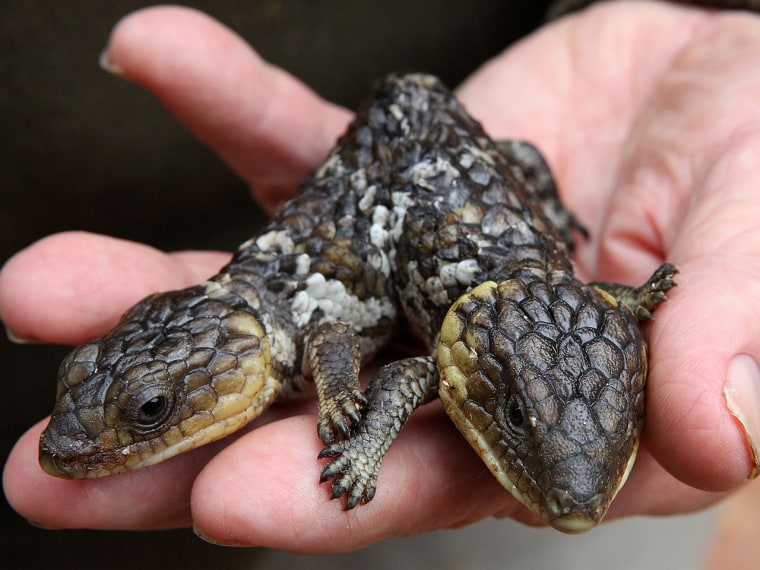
[319, 437, 379, 509]
[630, 262, 679, 320]
[317, 388, 368, 445]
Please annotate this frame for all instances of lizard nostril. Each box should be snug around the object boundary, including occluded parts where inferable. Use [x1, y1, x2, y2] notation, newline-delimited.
[546, 487, 572, 517]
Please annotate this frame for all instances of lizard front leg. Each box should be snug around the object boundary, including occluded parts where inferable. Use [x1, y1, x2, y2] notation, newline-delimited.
[318, 355, 439, 509]
[306, 321, 368, 444]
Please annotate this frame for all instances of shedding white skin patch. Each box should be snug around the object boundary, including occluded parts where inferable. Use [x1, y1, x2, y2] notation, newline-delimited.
[367, 204, 392, 277]
[314, 151, 345, 180]
[290, 273, 395, 329]
[389, 191, 413, 247]
[440, 259, 481, 288]
[350, 168, 368, 193]
[236, 237, 255, 252]
[422, 276, 447, 305]
[260, 311, 298, 370]
[294, 253, 311, 275]
[256, 230, 295, 254]
[460, 143, 496, 168]
[358, 184, 377, 213]
[388, 103, 410, 136]
[201, 279, 225, 295]
[408, 156, 461, 191]
[417, 259, 483, 308]
[370, 205, 390, 248]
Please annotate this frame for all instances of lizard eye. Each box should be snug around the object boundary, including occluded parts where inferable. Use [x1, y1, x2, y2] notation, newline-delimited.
[507, 394, 526, 434]
[130, 390, 174, 430]
[138, 396, 169, 426]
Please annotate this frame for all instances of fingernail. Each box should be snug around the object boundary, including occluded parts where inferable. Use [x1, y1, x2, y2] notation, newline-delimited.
[724, 354, 760, 479]
[98, 48, 124, 76]
[27, 520, 61, 530]
[193, 525, 253, 548]
[4, 325, 40, 344]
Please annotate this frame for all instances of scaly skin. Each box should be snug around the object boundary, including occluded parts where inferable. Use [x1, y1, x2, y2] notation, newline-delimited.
[39, 73, 676, 533]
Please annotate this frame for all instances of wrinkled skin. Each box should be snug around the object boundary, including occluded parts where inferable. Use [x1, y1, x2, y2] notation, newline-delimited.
[2, 0, 760, 553]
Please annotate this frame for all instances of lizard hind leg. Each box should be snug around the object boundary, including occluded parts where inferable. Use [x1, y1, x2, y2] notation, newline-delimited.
[591, 263, 678, 321]
[496, 140, 589, 249]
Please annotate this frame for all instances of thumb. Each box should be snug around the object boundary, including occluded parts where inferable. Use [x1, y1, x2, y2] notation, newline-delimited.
[645, 257, 760, 491]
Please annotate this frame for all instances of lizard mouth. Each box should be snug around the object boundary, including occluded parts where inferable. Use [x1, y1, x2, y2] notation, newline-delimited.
[549, 512, 597, 534]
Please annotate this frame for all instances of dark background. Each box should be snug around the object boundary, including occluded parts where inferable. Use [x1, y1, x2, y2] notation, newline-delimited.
[1, 2, 551, 568]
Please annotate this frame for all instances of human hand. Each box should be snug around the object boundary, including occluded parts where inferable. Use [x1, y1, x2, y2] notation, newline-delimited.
[3, 1, 759, 552]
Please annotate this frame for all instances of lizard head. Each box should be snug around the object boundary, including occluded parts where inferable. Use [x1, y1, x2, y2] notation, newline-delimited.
[437, 275, 647, 533]
[39, 282, 275, 479]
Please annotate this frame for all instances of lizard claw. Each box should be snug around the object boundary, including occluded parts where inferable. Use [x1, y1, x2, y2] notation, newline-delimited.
[317, 388, 368, 444]
[634, 263, 679, 319]
[319, 440, 378, 509]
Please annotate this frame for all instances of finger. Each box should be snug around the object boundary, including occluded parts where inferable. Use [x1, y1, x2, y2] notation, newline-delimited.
[2, 401, 317, 531]
[599, 142, 760, 490]
[606, 445, 724, 520]
[595, 134, 760, 491]
[596, 189, 760, 491]
[104, 6, 351, 211]
[191, 406, 724, 551]
[645, 258, 760, 490]
[571, 16, 760, 492]
[191, 406, 519, 552]
[0, 231, 230, 344]
[2, 419, 200, 529]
